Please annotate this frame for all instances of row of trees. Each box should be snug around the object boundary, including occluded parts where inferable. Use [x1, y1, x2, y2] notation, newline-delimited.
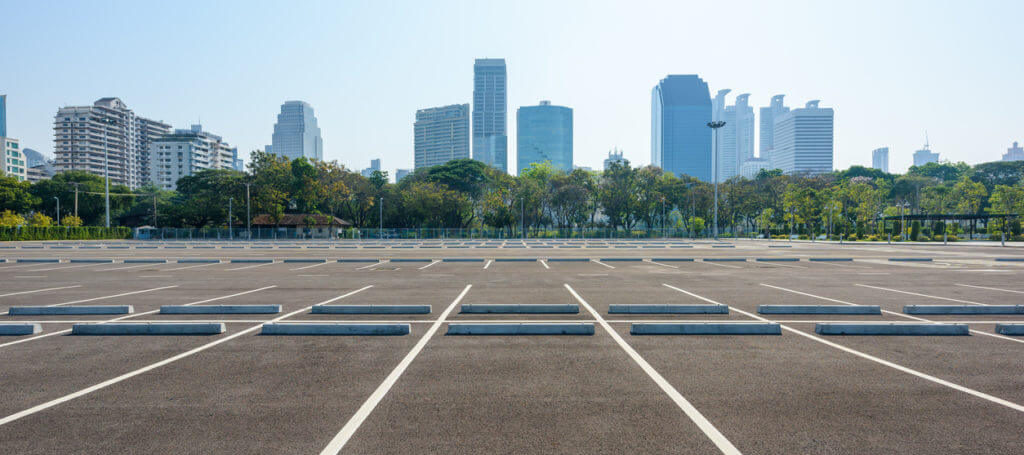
[4, 150, 1024, 238]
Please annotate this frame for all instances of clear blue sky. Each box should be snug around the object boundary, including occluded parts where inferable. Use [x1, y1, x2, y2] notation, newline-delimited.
[3, 0, 1022, 175]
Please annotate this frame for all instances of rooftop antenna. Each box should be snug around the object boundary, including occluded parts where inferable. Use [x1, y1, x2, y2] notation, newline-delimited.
[924, 131, 930, 150]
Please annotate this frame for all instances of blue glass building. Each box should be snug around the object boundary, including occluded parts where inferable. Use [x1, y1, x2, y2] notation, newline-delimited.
[472, 59, 508, 172]
[0, 94, 7, 138]
[651, 75, 712, 181]
[516, 101, 572, 174]
[271, 100, 323, 161]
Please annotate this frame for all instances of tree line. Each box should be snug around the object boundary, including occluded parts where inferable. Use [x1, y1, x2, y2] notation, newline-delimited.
[4, 150, 1024, 239]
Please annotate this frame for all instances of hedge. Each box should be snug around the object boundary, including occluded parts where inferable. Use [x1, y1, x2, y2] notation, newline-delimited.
[0, 226, 132, 241]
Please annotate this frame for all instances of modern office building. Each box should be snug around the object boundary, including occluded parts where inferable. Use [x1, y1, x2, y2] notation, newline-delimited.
[872, 147, 890, 172]
[23, 148, 55, 182]
[759, 95, 789, 164]
[232, 149, 244, 171]
[0, 94, 7, 138]
[395, 168, 412, 181]
[149, 124, 237, 190]
[54, 98, 172, 189]
[361, 158, 381, 177]
[740, 157, 770, 179]
[2, 137, 26, 181]
[516, 101, 572, 174]
[604, 148, 626, 170]
[271, 101, 323, 161]
[912, 141, 939, 167]
[414, 104, 470, 169]
[1002, 142, 1024, 161]
[771, 100, 834, 175]
[472, 59, 508, 172]
[651, 75, 712, 181]
[712, 91, 754, 181]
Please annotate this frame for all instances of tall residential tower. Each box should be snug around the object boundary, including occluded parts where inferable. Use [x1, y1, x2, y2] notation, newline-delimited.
[516, 100, 573, 174]
[759, 95, 789, 165]
[149, 124, 237, 190]
[872, 147, 890, 173]
[271, 101, 323, 161]
[651, 75, 712, 181]
[472, 59, 508, 172]
[771, 100, 834, 175]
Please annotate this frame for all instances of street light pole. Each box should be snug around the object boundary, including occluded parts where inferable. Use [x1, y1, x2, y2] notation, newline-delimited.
[244, 183, 252, 240]
[706, 121, 726, 240]
[521, 197, 525, 240]
[228, 197, 233, 240]
[100, 118, 118, 228]
[379, 197, 383, 240]
[54, 197, 60, 226]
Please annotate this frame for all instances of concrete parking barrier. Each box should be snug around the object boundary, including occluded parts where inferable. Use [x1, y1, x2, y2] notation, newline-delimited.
[337, 258, 378, 262]
[124, 259, 168, 263]
[814, 323, 968, 336]
[756, 258, 800, 262]
[312, 304, 432, 314]
[888, 258, 932, 262]
[994, 258, 1024, 262]
[460, 304, 579, 314]
[650, 258, 695, 262]
[177, 259, 220, 263]
[808, 258, 854, 262]
[712, 245, 736, 248]
[546, 257, 590, 262]
[0, 323, 42, 336]
[759, 305, 881, 315]
[17, 258, 60, 263]
[631, 322, 781, 335]
[495, 258, 537, 262]
[446, 323, 594, 335]
[995, 324, 1024, 335]
[260, 323, 410, 336]
[229, 259, 274, 263]
[703, 258, 746, 262]
[768, 245, 792, 248]
[160, 305, 281, 314]
[609, 304, 728, 314]
[9, 305, 133, 315]
[282, 259, 326, 263]
[69, 258, 113, 263]
[389, 258, 432, 262]
[600, 258, 643, 262]
[72, 322, 226, 335]
[442, 258, 485, 262]
[903, 305, 1024, 315]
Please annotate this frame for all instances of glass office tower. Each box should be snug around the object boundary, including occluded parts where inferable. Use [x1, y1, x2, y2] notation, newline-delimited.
[516, 101, 572, 174]
[651, 75, 712, 181]
[472, 59, 508, 172]
[271, 101, 323, 160]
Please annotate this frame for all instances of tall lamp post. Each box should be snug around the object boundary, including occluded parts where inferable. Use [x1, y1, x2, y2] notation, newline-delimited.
[244, 182, 252, 240]
[99, 117, 119, 228]
[54, 197, 60, 226]
[379, 197, 383, 240]
[228, 197, 233, 240]
[706, 121, 726, 240]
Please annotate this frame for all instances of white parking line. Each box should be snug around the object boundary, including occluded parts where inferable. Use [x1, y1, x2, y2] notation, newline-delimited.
[855, 284, 989, 305]
[565, 284, 742, 455]
[0, 285, 371, 427]
[27, 263, 103, 272]
[664, 283, 1024, 413]
[0, 285, 81, 298]
[0, 286, 278, 349]
[163, 262, 220, 271]
[418, 260, 441, 270]
[225, 261, 277, 271]
[699, 261, 742, 269]
[647, 261, 679, 269]
[954, 283, 1024, 294]
[96, 263, 158, 272]
[355, 261, 384, 270]
[319, 284, 472, 455]
[47, 285, 178, 307]
[289, 262, 331, 271]
[761, 262, 806, 269]
[483, 260, 493, 270]
[760, 283, 1024, 345]
[592, 260, 616, 269]
[539, 260, 550, 270]
[0, 263, 52, 271]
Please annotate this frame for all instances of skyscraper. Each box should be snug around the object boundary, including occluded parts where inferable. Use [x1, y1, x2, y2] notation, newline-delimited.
[1002, 142, 1024, 161]
[604, 148, 626, 170]
[271, 101, 323, 161]
[0, 94, 7, 138]
[912, 147, 939, 166]
[54, 98, 171, 189]
[771, 100, 834, 175]
[516, 101, 573, 174]
[361, 158, 381, 177]
[872, 147, 890, 172]
[472, 59, 508, 172]
[651, 75, 712, 181]
[149, 124, 237, 190]
[414, 104, 470, 169]
[759, 95, 789, 165]
[712, 91, 754, 181]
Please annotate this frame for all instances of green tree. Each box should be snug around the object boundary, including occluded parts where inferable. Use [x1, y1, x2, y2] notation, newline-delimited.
[28, 212, 53, 227]
[0, 210, 26, 227]
[0, 176, 38, 213]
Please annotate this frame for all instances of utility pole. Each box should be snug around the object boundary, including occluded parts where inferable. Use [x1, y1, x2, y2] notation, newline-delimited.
[153, 194, 158, 229]
[244, 182, 252, 240]
[69, 182, 80, 218]
[521, 197, 525, 240]
[228, 197, 233, 240]
[54, 197, 60, 226]
[379, 197, 383, 240]
[707, 121, 726, 240]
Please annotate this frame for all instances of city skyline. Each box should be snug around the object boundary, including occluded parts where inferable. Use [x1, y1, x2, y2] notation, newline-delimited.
[3, 1, 1022, 176]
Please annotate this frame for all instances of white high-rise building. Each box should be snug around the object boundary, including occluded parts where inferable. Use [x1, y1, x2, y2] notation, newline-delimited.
[149, 124, 237, 190]
[912, 141, 939, 166]
[771, 100, 834, 175]
[2, 137, 26, 181]
[759, 95, 789, 165]
[872, 147, 890, 173]
[604, 148, 626, 170]
[472, 59, 508, 172]
[395, 168, 412, 181]
[414, 104, 470, 169]
[712, 90, 755, 181]
[54, 98, 171, 189]
[271, 101, 323, 161]
[361, 158, 382, 177]
[1002, 142, 1023, 161]
[740, 157, 770, 179]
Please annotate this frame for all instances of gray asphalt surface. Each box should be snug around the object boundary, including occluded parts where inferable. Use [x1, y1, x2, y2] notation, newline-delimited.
[0, 240, 1022, 454]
